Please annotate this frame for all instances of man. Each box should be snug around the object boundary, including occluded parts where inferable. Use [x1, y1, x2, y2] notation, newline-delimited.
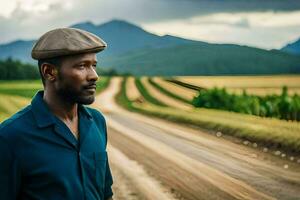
[0, 28, 113, 200]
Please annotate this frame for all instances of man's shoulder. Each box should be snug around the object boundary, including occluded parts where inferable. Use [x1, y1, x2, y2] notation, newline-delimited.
[0, 105, 33, 136]
[85, 107, 106, 123]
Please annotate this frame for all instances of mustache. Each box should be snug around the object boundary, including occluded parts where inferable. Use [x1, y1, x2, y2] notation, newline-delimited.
[82, 82, 97, 89]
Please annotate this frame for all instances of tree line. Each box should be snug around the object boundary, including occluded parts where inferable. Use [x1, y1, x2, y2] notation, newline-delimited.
[0, 58, 120, 80]
[192, 86, 300, 121]
[0, 58, 39, 80]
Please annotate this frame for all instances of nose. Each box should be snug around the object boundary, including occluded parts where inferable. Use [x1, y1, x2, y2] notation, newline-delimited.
[87, 66, 99, 82]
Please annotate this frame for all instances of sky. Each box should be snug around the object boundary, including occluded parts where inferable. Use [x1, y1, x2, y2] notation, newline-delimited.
[1, 0, 300, 49]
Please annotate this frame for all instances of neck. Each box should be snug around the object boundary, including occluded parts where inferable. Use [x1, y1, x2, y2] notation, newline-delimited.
[43, 88, 78, 121]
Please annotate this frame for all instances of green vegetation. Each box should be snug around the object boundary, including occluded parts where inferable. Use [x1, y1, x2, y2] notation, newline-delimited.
[192, 86, 300, 121]
[103, 43, 300, 76]
[148, 78, 192, 104]
[0, 80, 42, 98]
[0, 57, 119, 81]
[0, 58, 39, 80]
[134, 105, 300, 153]
[135, 77, 168, 107]
[0, 77, 112, 122]
[96, 77, 111, 94]
[166, 79, 203, 91]
[97, 68, 121, 76]
[0, 77, 110, 98]
[117, 77, 300, 153]
[116, 77, 136, 111]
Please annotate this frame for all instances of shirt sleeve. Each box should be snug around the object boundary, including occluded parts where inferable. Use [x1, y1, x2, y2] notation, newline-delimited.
[0, 136, 21, 200]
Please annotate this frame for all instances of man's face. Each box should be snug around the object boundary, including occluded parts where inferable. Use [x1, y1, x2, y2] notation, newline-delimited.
[54, 53, 99, 105]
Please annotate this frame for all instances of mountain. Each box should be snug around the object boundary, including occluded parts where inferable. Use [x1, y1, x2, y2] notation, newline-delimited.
[71, 20, 197, 57]
[0, 20, 197, 63]
[101, 43, 300, 75]
[0, 40, 35, 63]
[0, 19, 300, 75]
[281, 38, 300, 55]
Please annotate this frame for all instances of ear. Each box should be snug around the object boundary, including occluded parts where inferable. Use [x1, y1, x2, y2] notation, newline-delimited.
[41, 63, 58, 82]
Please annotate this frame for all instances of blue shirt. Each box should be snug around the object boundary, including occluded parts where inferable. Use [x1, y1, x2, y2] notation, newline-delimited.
[0, 91, 113, 200]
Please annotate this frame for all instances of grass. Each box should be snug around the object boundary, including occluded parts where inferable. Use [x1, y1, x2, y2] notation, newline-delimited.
[174, 75, 300, 96]
[116, 77, 300, 153]
[175, 75, 300, 89]
[0, 80, 43, 98]
[96, 76, 111, 94]
[148, 77, 192, 104]
[135, 77, 168, 107]
[0, 77, 112, 122]
[0, 77, 111, 98]
[0, 94, 30, 122]
[116, 77, 135, 110]
[166, 78, 203, 91]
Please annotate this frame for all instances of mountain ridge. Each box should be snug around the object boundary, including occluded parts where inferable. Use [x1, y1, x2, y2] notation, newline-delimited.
[281, 38, 300, 55]
[0, 19, 299, 75]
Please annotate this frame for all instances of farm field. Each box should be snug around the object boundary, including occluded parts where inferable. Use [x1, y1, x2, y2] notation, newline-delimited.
[119, 76, 300, 153]
[0, 94, 30, 121]
[0, 80, 42, 98]
[174, 75, 300, 96]
[0, 77, 110, 98]
[151, 77, 198, 101]
[141, 77, 193, 110]
[0, 77, 110, 121]
[1, 76, 300, 200]
[126, 76, 142, 101]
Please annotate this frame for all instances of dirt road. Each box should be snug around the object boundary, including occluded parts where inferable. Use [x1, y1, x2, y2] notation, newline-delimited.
[92, 77, 300, 200]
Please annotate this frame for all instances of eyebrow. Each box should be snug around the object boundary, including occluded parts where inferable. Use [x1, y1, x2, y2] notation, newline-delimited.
[78, 60, 98, 64]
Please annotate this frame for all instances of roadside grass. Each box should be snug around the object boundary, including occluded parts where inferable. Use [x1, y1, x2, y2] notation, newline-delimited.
[135, 77, 168, 107]
[116, 76, 300, 153]
[148, 77, 192, 104]
[96, 76, 111, 94]
[116, 77, 135, 110]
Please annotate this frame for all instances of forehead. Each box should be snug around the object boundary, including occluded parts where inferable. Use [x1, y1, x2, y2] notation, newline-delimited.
[62, 53, 97, 64]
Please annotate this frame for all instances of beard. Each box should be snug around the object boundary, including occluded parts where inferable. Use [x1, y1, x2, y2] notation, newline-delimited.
[56, 78, 96, 105]
[57, 86, 96, 105]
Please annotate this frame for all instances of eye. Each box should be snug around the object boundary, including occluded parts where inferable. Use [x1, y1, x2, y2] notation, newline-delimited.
[92, 64, 97, 68]
[77, 63, 86, 69]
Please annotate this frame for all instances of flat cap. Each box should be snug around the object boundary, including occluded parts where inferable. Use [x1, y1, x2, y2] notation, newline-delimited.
[31, 28, 107, 60]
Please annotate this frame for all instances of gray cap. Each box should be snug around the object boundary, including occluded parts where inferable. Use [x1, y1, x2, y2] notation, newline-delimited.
[31, 28, 107, 60]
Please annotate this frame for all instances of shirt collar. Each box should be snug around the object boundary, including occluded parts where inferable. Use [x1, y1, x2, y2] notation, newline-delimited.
[31, 91, 55, 128]
[78, 104, 93, 119]
[31, 90, 92, 128]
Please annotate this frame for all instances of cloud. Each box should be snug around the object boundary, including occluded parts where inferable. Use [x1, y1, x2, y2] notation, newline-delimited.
[185, 14, 251, 28]
[187, 11, 300, 28]
[142, 11, 300, 49]
[1, 0, 300, 48]
[3, 0, 300, 23]
[234, 18, 250, 28]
